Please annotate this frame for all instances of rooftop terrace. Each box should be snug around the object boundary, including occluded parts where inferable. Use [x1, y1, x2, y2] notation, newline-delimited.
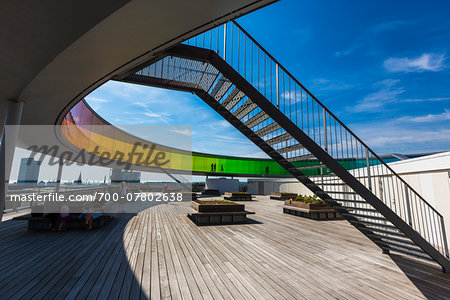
[1, 196, 449, 299]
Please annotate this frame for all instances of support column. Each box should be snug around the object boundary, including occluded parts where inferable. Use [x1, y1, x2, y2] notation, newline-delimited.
[55, 159, 64, 193]
[0, 100, 24, 222]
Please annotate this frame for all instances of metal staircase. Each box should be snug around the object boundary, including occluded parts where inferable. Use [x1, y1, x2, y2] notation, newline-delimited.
[117, 21, 450, 272]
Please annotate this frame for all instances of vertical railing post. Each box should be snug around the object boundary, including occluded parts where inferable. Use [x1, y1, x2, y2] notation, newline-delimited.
[323, 107, 327, 152]
[223, 23, 227, 61]
[441, 219, 449, 259]
[365, 148, 372, 191]
[404, 186, 413, 226]
[276, 63, 279, 109]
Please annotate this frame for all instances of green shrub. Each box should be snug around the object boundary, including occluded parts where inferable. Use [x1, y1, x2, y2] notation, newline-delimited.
[217, 200, 237, 204]
[292, 194, 325, 204]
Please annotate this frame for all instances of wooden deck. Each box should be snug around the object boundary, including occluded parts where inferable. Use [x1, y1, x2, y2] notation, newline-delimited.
[0, 196, 449, 299]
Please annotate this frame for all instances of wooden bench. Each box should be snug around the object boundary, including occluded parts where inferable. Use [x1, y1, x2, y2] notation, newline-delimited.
[188, 211, 255, 225]
[13, 214, 114, 230]
[201, 189, 220, 196]
[283, 205, 344, 220]
[223, 192, 253, 201]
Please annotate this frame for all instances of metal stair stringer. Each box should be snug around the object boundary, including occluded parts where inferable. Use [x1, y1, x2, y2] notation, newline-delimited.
[164, 44, 450, 272]
[120, 57, 388, 255]
[193, 89, 390, 250]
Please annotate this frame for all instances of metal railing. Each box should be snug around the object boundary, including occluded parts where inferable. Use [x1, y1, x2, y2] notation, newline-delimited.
[184, 20, 449, 257]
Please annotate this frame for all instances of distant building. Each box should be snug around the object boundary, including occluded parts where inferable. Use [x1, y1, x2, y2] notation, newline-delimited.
[74, 172, 82, 184]
[17, 158, 40, 184]
[110, 168, 141, 183]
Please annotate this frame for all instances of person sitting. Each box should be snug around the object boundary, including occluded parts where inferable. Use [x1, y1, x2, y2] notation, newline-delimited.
[80, 197, 105, 231]
[44, 201, 60, 232]
[47, 213, 58, 232]
[58, 205, 70, 231]
[78, 207, 89, 229]
[84, 210, 105, 231]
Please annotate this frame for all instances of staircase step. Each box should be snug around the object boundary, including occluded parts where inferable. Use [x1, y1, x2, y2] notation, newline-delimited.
[313, 182, 346, 186]
[233, 100, 257, 120]
[342, 212, 387, 221]
[293, 164, 325, 170]
[223, 90, 245, 110]
[244, 111, 269, 128]
[324, 191, 357, 195]
[333, 199, 368, 204]
[286, 154, 315, 162]
[255, 122, 281, 137]
[210, 76, 232, 100]
[339, 206, 378, 213]
[205, 68, 220, 92]
[266, 133, 292, 146]
[220, 86, 238, 104]
[278, 143, 305, 154]
[209, 75, 225, 96]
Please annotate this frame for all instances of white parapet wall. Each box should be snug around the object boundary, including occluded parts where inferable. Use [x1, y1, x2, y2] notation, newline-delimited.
[248, 151, 450, 246]
[388, 152, 450, 246]
[205, 178, 239, 195]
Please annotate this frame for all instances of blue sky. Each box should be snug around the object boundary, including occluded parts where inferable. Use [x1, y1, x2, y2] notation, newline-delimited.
[87, 0, 450, 157]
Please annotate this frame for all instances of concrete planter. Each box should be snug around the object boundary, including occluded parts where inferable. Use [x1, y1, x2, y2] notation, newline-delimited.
[188, 200, 254, 225]
[192, 200, 244, 212]
[283, 200, 343, 220]
[284, 200, 332, 210]
[224, 192, 252, 201]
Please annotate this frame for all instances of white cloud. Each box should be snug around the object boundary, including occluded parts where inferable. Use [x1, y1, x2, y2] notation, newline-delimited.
[399, 110, 450, 123]
[366, 129, 450, 149]
[281, 90, 301, 101]
[169, 128, 192, 136]
[85, 97, 109, 103]
[403, 97, 450, 103]
[334, 44, 362, 57]
[351, 120, 450, 153]
[353, 79, 403, 112]
[371, 20, 410, 33]
[143, 111, 171, 122]
[311, 78, 352, 91]
[85, 96, 109, 111]
[384, 53, 446, 73]
[133, 102, 149, 108]
[212, 120, 231, 129]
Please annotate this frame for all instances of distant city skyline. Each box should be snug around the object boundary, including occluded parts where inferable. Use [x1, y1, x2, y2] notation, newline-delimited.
[87, 0, 450, 157]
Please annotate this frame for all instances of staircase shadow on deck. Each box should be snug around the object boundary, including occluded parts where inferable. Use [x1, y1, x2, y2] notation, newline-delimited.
[388, 254, 450, 299]
[0, 213, 148, 299]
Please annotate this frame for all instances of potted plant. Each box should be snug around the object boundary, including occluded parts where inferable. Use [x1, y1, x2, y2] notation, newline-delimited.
[285, 194, 332, 210]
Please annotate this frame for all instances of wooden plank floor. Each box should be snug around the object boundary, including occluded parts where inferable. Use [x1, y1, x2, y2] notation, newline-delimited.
[0, 196, 449, 299]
